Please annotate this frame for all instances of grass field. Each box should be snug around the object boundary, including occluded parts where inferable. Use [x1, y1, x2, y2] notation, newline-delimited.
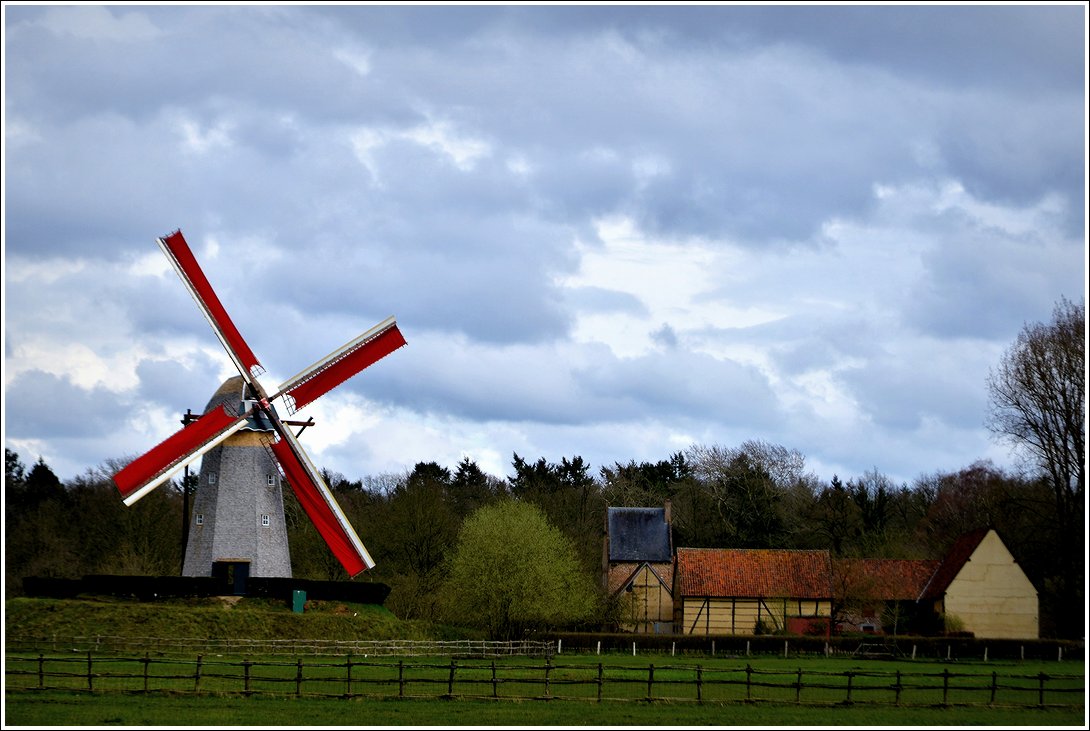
[4, 688, 1086, 727]
[5, 654, 1085, 726]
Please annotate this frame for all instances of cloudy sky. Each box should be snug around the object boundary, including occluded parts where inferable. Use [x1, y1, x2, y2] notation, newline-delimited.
[3, 5, 1086, 490]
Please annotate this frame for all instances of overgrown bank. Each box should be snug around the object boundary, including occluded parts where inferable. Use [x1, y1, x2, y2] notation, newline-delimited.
[4, 596, 459, 645]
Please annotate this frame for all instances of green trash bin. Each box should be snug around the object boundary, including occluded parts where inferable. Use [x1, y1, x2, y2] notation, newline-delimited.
[291, 589, 306, 613]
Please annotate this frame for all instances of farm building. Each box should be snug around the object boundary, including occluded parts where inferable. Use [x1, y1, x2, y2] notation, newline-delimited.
[673, 548, 833, 636]
[833, 558, 940, 635]
[604, 508, 1037, 640]
[917, 527, 1039, 639]
[603, 504, 674, 633]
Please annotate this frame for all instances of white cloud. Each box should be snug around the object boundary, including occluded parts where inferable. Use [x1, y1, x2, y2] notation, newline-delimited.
[178, 118, 235, 155]
[333, 46, 372, 77]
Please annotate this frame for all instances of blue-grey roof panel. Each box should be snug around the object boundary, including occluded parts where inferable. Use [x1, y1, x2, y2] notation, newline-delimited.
[608, 507, 671, 562]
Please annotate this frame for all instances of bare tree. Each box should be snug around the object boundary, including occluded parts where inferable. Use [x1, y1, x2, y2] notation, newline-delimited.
[986, 296, 1084, 637]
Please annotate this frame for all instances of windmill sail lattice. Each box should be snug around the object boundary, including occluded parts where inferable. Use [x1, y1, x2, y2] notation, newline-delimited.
[112, 230, 406, 577]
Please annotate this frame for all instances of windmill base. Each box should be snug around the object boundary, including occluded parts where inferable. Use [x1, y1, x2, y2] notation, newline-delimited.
[21, 574, 391, 606]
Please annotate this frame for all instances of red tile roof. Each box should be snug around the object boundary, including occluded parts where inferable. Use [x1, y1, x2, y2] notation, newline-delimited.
[836, 558, 941, 601]
[675, 548, 832, 599]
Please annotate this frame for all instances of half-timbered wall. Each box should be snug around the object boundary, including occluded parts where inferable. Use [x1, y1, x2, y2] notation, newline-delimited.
[679, 597, 832, 635]
[617, 564, 673, 633]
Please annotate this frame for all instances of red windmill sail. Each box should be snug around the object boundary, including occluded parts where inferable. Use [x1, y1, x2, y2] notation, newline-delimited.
[112, 229, 405, 578]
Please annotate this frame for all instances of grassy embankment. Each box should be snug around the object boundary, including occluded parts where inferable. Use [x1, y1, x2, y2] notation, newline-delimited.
[4, 597, 1086, 727]
[4, 594, 449, 644]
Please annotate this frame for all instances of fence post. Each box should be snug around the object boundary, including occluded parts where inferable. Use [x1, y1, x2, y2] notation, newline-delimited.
[1058, 647, 1063, 662]
[942, 668, 950, 705]
[989, 671, 997, 705]
[557, 639, 562, 655]
[672, 641, 676, 657]
[38, 654, 44, 690]
[597, 663, 604, 703]
[984, 646, 988, 662]
[447, 659, 457, 697]
[143, 652, 150, 693]
[1038, 672, 1046, 707]
[195, 654, 202, 694]
[596, 640, 601, 656]
[745, 640, 750, 657]
[845, 670, 853, 704]
[296, 658, 303, 697]
[244, 657, 252, 696]
[745, 664, 752, 701]
[911, 645, 916, 660]
[783, 640, 788, 659]
[544, 656, 552, 698]
[696, 665, 703, 703]
[894, 669, 902, 706]
[632, 641, 636, 657]
[346, 654, 353, 698]
[86, 651, 93, 692]
[647, 664, 654, 701]
[398, 660, 404, 698]
[795, 668, 802, 703]
[491, 660, 498, 698]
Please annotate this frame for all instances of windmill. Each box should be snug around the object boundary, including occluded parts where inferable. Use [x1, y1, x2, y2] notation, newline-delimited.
[112, 230, 406, 579]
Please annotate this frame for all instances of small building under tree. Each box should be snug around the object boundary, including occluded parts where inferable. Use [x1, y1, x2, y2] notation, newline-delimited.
[917, 527, 1039, 639]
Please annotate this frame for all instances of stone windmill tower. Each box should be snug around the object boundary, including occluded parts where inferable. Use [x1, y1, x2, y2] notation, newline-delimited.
[113, 229, 406, 582]
[182, 375, 292, 580]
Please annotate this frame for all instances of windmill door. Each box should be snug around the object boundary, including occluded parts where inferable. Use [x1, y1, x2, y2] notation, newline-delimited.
[212, 560, 251, 595]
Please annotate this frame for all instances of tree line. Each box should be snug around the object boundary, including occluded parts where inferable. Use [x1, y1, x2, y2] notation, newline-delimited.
[4, 298, 1083, 639]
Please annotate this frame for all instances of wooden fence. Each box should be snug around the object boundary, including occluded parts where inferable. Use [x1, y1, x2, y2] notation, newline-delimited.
[3, 636, 554, 658]
[5, 653, 1083, 708]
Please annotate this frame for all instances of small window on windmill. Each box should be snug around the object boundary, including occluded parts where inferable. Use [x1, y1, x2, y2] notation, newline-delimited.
[267, 474, 275, 486]
[195, 514, 204, 525]
[208, 472, 217, 485]
[261, 514, 271, 527]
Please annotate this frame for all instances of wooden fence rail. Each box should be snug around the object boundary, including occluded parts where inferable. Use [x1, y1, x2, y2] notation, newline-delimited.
[3, 636, 555, 658]
[5, 653, 1083, 708]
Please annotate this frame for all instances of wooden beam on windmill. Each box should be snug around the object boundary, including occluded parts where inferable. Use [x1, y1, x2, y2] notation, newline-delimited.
[112, 229, 406, 577]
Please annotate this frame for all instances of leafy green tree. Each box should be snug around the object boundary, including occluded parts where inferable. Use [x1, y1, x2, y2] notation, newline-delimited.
[509, 454, 604, 573]
[448, 457, 505, 518]
[440, 500, 596, 639]
[365, 462, 461, 619]
[600, 452, 691, 507]
[804, 475, 864, 555]
[847, 469, 895, 553]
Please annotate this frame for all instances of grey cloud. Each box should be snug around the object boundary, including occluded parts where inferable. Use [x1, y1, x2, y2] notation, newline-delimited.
[650, 324, 678, 349]
[906, 218, 1084, 341]
[5, 370, 119, 441]
[4, 4, 1082, 484]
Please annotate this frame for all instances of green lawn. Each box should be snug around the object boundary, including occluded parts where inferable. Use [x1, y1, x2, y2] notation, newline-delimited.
[6, 653, 1084, 726]
[4, 689, 1086, 727]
